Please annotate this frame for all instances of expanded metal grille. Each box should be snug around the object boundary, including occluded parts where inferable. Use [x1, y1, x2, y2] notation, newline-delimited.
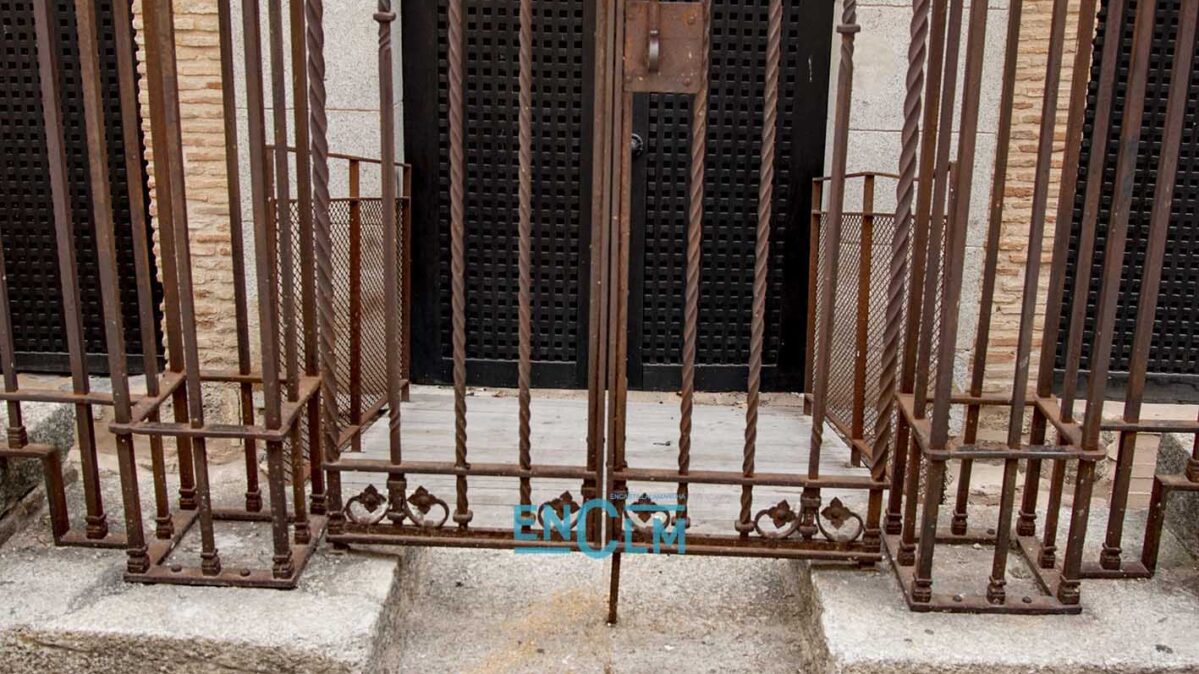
[281, 198, 401, 431]
[434, 0, 585, 364]
[1058, 0, 1199, 376]
[641, 0, 807, 366]
[0, 0, 160, 371]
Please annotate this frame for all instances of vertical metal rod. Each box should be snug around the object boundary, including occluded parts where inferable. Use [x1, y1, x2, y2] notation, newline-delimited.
[244, 0, 294, 579]
[268, 0, 309, 543]
[1061, 0, 1158, 605]
[741, 0, 782, 535]
[987, 0, 1068, 604]
[1059, 0, 1129, 423]
[73, 0, 149, 571]
[448, 0, 473, 528]
[141, 0, 196, 512]
[112, 0, 173, 538]
[216, 0, 262, 514]
[678, 0, 712, 525]
[808, 0, 860, 531]
[376, 1, 405, 524]
[1099, 0, 1193, 571]
[291, 0, 323, 517]
[883, 0, 937, 535]
[1020, 0, 1101, 538]
[852, 175, 875, 460]
[916, 0, 988, 601]
[402, 165, 414, 401]
[804, 180, 822, 409]
[348, 160, 363, 452]
[148, 0, 224, 575]
[952, 0, 1024, 537]
[32, 0, 108, 540]
[518, 0, 535, 515]
[912, 0, 964, 416]
[309, 0, 340, 529]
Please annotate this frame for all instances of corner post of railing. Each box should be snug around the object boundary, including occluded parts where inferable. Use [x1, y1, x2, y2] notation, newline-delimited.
[804, 178, 824, 415]
[852, 174, 875, 466]
[348, 158, 364, 452]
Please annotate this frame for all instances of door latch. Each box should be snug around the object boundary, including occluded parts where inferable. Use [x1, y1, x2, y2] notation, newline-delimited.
[624, 1, 707, 95]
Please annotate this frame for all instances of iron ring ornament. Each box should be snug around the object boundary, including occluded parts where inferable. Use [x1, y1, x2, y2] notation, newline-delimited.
[343, 484, 450, 529]
[623, 494, 677, 537]
[537, 491, 581, 530]
[752, 497, 864, 543]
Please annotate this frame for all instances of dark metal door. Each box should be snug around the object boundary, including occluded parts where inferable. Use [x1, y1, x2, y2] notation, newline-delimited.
[404, 0, 829, 392]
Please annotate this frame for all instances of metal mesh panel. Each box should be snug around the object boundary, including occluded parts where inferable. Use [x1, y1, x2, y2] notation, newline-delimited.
[280, 197, 402, 438]
[1058, 0, 1199, 376]
[434, 0, 584, 364]
[641, 0, 807, 366]
[0, 0, 161, 371]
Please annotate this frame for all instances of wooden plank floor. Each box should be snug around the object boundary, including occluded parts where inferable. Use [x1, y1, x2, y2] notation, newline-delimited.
[342, 386, 872, 535]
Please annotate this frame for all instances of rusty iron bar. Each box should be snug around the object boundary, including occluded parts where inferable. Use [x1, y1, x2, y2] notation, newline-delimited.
[807, 0, 860, 539]
[950, 0, 1024, 538]
[290, 0, 324, 517]
[216, 0, 263, 514]
[518, 0, 535, 517]
[852, 175, 875, 461]
[677, 0, 712, 527]
[448, 0, 473, 529]
[375, 0, 406, 527]
[740, 0, 782, 536]
[111, 0, 175, 539]
[72, 0, 149, 571]
[348, 160, 363, 451]
[243, 0, 296, 579]
[34, 0, 109, 542]
[987, 0, 1067, 605]
[309, 0, 341, 531]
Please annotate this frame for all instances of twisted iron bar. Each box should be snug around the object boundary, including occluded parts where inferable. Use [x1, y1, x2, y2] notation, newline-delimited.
[739, 0, 781, 534]
[307, 0, 340, 523]
[448, 0, 472, 527]
[518, 0, 534, 510]
[874, 0, 926, 461]
[679, 0, 712, 523]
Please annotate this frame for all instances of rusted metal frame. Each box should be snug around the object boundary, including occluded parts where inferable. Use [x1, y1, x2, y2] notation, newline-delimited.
[518, 0, 535, 524]
[213, 0, 263, 515]
[348, 159, 363, 453]
[605, 0, 631, 626]
[72, 0, 154, 572]
[243, 0, 296, 580]
[1018, 0, 1100, 542]
[1140, 474, 1199, 574]
[913, 0, 987, 604]
[401, 164, 414, 401]
[290, 0, 324, 517]
[267, 0, 310, 544]
[1080, 0, 1198, 581]
[806, 0, 860, 542]
[981, 0, 1068, 605]
[882, 0, 937, 537]
[32, 0, 112, 543]
[1057, 0, 1159, 605]
[950, 0, 1024, 538]
[448, 0, 473, 530]
[375, 0, 408, 532]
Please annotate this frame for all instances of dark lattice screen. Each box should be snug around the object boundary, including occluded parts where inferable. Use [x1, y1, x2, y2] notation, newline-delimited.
[641, 1, 805, 366]
[1057, 0, 1199, 376]
[0, 0, 159, 373]
[435, 0, 585, 364]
